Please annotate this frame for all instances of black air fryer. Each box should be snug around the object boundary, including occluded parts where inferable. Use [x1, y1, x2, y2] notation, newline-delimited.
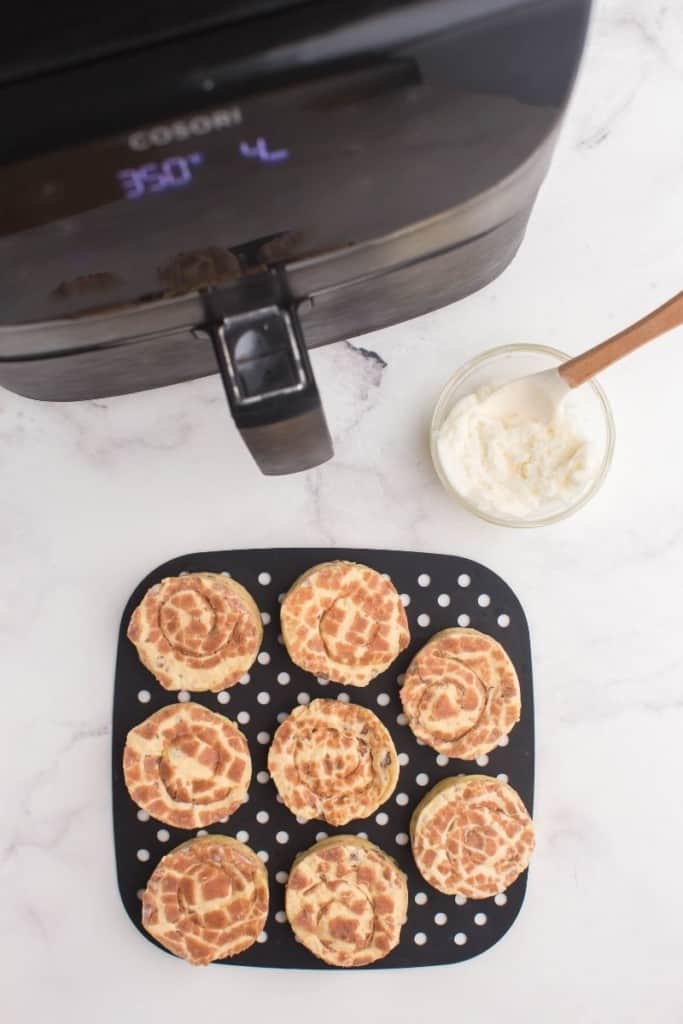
[0, 0, 591, 473]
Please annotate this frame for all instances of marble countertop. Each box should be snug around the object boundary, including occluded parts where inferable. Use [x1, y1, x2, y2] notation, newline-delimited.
[3, 2, 683, 1021]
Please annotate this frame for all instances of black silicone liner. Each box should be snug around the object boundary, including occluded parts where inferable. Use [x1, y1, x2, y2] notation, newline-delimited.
[112, 548, 534, 969]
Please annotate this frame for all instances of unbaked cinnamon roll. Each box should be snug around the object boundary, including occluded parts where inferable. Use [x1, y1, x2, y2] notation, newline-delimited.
[400, 628, 520, 759]
[285, 835, 407, 966]
[410, 775, 534, 898]
[124, 703, 251, 828]
[267, 698, 398, 826]
[141, 835, 269, 965]
[281, 561, 409, 687]
[128, 573, 262, 691]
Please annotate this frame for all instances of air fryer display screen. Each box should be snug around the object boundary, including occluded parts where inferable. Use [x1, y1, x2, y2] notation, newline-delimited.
[3, 64, 427, 235]
[114, 140, 290, 200]
[0, 8, 574, 326]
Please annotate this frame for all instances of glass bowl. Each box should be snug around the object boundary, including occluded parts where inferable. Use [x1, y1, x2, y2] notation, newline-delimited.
[430, 344, 615, 527]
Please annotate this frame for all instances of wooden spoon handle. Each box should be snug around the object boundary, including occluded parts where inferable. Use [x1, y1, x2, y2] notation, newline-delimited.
[559, 290, 683, 389]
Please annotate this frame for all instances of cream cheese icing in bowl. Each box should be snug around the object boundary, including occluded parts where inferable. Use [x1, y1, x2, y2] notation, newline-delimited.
[430, 345, 615, 527]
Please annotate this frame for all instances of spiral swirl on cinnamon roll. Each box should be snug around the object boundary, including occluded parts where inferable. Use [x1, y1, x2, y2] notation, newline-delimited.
[285, 836, 408, 966]
[127, 573, 262, 691]
[267, 699, 398, 826]
[400, 628, 521, 760]
[124, 703, 251, 828]
[141, 835, 269, 965]
[410, 775, 535, 898]
[280, 561, 409, 687]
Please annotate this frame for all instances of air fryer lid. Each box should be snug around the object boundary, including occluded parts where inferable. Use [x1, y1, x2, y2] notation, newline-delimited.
[0, 0, 592, 476]
[0, 0, 312, 84]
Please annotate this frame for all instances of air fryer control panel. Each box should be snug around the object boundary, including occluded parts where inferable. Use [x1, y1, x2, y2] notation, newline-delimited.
[0, 0, 590, 326]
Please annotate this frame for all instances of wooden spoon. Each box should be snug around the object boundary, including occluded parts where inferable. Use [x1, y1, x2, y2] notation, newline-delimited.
[481, 290, 683, 422]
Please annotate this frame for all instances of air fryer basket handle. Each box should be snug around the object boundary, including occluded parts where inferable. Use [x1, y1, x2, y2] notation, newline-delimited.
[202, 281, 333, 475]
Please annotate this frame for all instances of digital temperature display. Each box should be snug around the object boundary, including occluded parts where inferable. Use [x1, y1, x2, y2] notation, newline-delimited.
[116, 152, 203, 199]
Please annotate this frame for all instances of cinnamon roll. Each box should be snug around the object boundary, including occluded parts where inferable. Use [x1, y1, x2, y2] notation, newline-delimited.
[267, 698, 398, 826]
[410, 775, 534, 898]
[124, 703, 251, 828]
[141, 835, 268, 965]
[285, 835, 407, 966]
[281, 561, 409, 687]
[128, 573, 262, 691]
[400, 628, 520, 759]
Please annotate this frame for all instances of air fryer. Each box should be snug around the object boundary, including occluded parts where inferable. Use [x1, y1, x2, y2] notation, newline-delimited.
[0, 0, 592, 473]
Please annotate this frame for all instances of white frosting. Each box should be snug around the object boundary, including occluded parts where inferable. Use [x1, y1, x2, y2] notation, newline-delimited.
[436, 386, 597, 521]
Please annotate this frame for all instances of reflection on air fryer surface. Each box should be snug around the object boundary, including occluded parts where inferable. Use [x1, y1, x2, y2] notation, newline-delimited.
[1, 88, 555, 324]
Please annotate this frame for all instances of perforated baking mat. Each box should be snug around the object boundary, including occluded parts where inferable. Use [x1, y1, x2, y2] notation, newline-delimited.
[112, 548, 534, 969]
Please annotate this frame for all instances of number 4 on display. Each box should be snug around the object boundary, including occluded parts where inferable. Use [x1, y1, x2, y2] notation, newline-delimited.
[239, 138, 289, 163]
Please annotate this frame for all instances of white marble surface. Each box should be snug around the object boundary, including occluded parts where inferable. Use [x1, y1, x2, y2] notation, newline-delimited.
[3, 2, 683, 1021]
